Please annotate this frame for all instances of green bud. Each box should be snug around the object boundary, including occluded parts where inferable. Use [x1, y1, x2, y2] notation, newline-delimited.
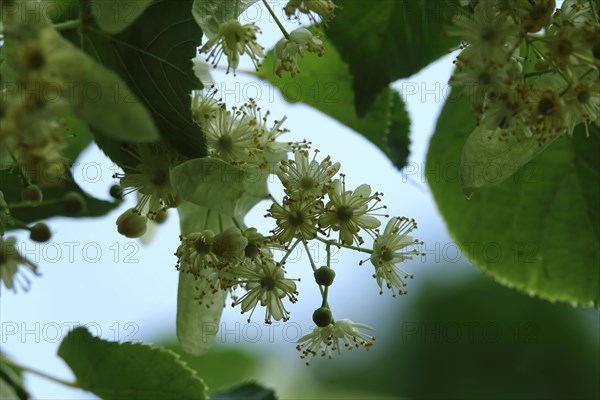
[116, 209, 147, 238]
[153, 209, 168, 224]
[213, 227, 248, 260]
[62, 192, 86, 214]
[314, 266, 336, 286]
[21, 185, 43, 205]
[312, 307, 333, 328]
[30, 222, 52, 242]
[109, 184, 124, 200]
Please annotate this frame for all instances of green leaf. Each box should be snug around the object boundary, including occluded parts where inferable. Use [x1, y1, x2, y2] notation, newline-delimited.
[176, 202, 237, 356]
[170, 158, 269, 218]
[426, 91, 600, 307]
[61, 0, 206, 161]
[1, 170, 118, 228]
[0, 357, 29, 400]
[61, 116, 94, 162]
[210, 382, 276, 400]
[57, 327, 207, 400]
[258, 38, 410, 169]
[460, 125, 555, 198]
[325, 0, 461, 115]
[192, 0, 260, 38]
[91, 0, 154, 34]
[156, 344, 263, 394]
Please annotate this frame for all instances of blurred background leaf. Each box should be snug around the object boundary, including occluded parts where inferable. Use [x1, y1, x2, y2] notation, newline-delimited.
[426, 91, 600, 307]
[59, 0, 206, 163]
[311, 269, 600, 399]
[58, 327, 208, 399]
[325, 0, 461, 115]
[211, 382, 276, 400]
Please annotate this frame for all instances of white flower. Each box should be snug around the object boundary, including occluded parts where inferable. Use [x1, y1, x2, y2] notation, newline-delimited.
[277, 150, 340, 200]
[268, 198, 322, 243]
[233, 259, 298, 323]
[116, 145, 180, 219]
[274, 28, 324, 77]
[330, 319, 375, 351]
[191, 87, 220, 128]
[200, 20, 264, 75]
[369, 217, 422, 296]
[175, 230, 218, 278]
[296, 319, 374, 365]
[204, 104, 261, 164]
[319, 177, 383, 245]
[274, 38, 302, 77]
[448, 0, 518, 64]
[1, 236, 39, 292]
[564, 78, 600, 136]
[241, 99, 301, 165]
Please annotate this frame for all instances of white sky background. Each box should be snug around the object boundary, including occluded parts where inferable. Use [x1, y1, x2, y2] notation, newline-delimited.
[0, 2, 515, 398]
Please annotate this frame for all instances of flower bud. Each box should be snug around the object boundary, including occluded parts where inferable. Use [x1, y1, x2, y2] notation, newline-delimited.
[290, 28, 313, 43]
[153, 209, 168, 224]
[213, 227, 248, 261]
[62, 192, 86, 214]
[109, 184, 124, 200]
[116, 209, 147, 238]
[314, 266, 336, 286]
[21, 185, 43, 205]
[312, 307, 333, 328]
[29, 222, 52, 243]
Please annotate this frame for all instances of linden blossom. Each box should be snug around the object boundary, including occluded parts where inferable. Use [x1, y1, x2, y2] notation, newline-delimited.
[0, 236, 39, 292]
[318, 176, 386, 246]
[296, 319, 374, 365]
[232, 258, 299, 324]
[448, 0, 600, 143]
[367, 217, 424, 297]
[200, 20, 264, 75]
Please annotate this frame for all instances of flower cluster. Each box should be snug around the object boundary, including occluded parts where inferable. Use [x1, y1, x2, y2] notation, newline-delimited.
[0, 19, 73, 189]
[448, 0, 599, 143]
[175, 97, 424, 361]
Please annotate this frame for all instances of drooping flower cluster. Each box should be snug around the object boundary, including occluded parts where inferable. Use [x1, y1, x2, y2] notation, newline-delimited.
[0, 16, 73, 188]
[176, 95, 424, 360]
[448, 0, 599, 143]
[274, 28, 325, 77]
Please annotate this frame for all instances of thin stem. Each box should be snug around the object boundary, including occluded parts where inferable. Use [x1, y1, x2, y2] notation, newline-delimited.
[262, 0, 290, 39]
[314, 235, 373, 254]
[278, 238, 301, 266]
[6, 148, 30, 186]
[8, 198, 62, 210]
[301, 240, 324, 297]
[52, 19, 80, 31]
[0, 356, 83, 390]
